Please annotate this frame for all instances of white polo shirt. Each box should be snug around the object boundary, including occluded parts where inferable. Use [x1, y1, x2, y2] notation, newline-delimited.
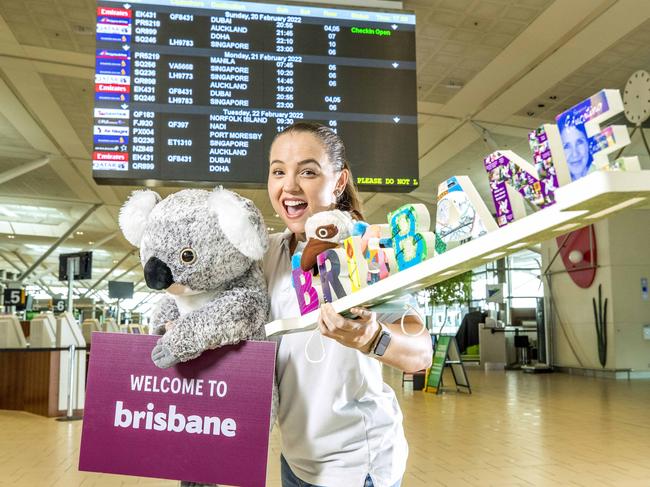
[263, 230, 408, 487]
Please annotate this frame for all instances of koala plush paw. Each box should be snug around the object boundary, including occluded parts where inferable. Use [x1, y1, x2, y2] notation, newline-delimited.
[151, 341, 180, 368]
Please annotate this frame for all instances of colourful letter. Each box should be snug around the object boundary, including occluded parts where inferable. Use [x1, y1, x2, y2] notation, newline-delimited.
[388, 204, 435, 271]
[291, 252, 319, 315]
[484, 124, 563, 227]
[343, 236, 368, 292]
[317, 248, 350, 303]
[436, 175, 497, 250]
[360, 224, 395, 283]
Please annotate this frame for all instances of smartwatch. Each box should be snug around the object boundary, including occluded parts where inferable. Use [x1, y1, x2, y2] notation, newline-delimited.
[370, 324, 392, 358]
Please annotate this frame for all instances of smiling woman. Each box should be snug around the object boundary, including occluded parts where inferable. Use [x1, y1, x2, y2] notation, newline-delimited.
[267, 122, 363, 253]
[264, 122, 432, 487]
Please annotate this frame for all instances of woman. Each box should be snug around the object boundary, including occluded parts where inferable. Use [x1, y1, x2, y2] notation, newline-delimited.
[560, 124, 592, 181]
[263, 122, 433, 487]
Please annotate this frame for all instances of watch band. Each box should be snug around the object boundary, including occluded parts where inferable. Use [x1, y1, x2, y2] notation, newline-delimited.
[369, 323, 392, 358]
[362, 322, 384, 355]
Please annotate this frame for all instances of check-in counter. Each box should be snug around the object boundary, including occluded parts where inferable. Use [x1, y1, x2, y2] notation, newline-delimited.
[0, 312, 87, 417]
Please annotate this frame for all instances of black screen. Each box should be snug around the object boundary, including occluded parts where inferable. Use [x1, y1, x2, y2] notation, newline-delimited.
[108, 280, 135, 299]
[92, 0, 418, 192]
[58, 251, 93, 281]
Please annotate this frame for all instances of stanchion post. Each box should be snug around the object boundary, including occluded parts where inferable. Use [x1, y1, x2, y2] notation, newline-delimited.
[56, 343, 83, 422]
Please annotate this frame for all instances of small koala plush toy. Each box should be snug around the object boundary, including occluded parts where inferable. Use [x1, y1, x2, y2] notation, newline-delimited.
[118, 186, 270, 369]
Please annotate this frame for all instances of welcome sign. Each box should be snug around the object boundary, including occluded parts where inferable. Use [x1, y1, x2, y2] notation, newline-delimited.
[79, 333, 276, 486]
[266, 88, 650, 336]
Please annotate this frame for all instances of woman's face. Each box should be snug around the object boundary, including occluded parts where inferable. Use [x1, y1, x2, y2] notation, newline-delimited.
[561, 125, 590, 179]
[268, 131, 348, 236]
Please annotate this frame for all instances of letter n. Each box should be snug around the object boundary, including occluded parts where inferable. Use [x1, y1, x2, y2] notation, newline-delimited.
[483, 124, 566, 227]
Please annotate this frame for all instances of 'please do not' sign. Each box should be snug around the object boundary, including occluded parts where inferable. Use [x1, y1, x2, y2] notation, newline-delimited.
[79, 333, 276, 487]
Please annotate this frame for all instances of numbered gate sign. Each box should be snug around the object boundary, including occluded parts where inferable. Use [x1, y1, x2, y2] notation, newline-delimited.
[3, 288, 25, 306]
[79, 333, 276, 487]
[52, 299, 66, 312]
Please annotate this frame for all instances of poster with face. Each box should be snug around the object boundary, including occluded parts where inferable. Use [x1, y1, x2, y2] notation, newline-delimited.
[554, 89, 638, 182]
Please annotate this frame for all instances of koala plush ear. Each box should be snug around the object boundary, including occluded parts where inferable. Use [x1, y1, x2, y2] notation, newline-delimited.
[208, 187, 269, 261]
[119, 190, 161, 246]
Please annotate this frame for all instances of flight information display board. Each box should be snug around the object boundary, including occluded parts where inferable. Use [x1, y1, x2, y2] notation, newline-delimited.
[92, 0, 418, 191]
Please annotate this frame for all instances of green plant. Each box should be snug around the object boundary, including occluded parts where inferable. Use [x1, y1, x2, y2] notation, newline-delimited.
[426, 271, 472, 308]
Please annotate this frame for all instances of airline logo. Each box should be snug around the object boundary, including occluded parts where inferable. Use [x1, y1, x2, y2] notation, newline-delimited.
[95, 83, 131, 94]
[96, 23, 132, 35]
[94, 125, 129, 136]
[94, 135, 129, 145]
[93, 160, 129, 171]
[95, 92, 130, 102]
[93, 151, 128, 162]
[97, 58, 129, 70]
[95, 74, 130, 85]
[96, 64, 130, 76]
[94, 144, 120, 152]
[96, 33, 131, 43]
[96, 7, 132, 18]
[96, 49, 130, 60]
[97, 16, 131, 26]
[94, 118, 128, 126]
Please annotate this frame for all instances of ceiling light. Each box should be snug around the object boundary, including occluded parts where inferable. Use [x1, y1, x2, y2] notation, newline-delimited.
[76, 231, 84, 235]
[483, 252, 505, 260]
[553, 223, 581, 232]
[7, 235, 15, 239]
[440, 269, 458, 276]
[443, 80, 464, 90]
[71, 24, 94, 35]
[585, 197, 646, 220]
[88, 241, 94, 245]
[0, 207, 17, 218]
[508, 242, 529, 249]
[274, 213, 279, 218]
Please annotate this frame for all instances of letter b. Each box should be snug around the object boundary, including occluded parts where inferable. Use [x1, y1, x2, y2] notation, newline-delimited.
[167, 405, 186, 432]
[114, 401, 132, 428]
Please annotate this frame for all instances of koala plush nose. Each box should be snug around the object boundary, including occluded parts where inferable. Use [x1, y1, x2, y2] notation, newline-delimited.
[144, 256, 174, 290]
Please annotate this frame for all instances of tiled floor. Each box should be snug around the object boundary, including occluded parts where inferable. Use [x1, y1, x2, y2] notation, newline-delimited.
[1, 367, 650, 486]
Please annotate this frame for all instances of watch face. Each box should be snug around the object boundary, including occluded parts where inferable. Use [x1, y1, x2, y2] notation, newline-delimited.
[374, 331, 391, 356]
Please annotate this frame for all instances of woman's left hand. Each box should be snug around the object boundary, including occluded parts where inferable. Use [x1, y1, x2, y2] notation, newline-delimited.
[318, 303, 380, 352]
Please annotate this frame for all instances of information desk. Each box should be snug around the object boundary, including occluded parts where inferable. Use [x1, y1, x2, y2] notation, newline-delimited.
[0, 347, 87, 417]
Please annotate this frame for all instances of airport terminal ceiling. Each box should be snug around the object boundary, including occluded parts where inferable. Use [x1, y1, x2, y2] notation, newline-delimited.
[0, 0, 649, 305]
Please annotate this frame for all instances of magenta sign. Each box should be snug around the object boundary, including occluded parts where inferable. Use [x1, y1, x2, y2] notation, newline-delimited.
[79, 333, 276, 487]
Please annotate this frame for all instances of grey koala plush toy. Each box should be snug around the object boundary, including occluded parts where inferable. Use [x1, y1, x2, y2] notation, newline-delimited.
[118, 187, 271, 368]
[119, 187, 278, 486]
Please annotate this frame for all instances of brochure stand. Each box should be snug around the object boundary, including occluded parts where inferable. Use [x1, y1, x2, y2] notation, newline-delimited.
[425, 335, 471, 394]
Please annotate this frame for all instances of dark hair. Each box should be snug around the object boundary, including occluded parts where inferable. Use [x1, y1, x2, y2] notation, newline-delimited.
[272, 122, 364, 221]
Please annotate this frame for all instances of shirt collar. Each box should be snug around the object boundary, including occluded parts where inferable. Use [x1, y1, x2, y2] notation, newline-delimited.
[280, 228, 293, 252]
